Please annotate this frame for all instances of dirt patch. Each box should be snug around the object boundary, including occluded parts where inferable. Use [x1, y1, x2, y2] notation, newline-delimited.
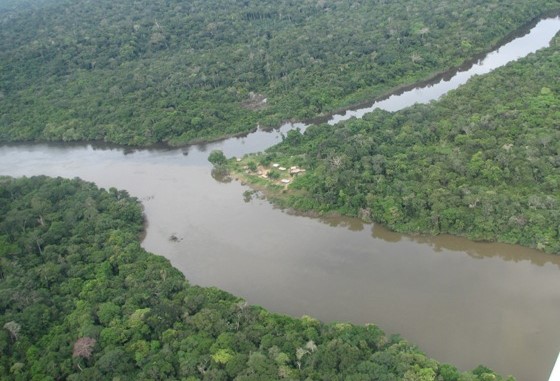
[241, 92, 268, 111]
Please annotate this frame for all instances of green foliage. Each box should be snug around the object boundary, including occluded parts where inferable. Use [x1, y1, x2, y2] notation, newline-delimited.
[247, 161, 258, 172]
[267, 170, 281, 180]
[267, 35, 560, 253]
[208, 150, 227, 167]
[0, 176, 511, 379]
[1, 0, 559, 145]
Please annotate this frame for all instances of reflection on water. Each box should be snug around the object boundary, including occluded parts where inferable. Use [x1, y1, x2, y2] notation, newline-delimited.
[1, 16, 560, 381]
[289, 208, 560, 269]
[373, 222, 560, 269]
[371, 223, 403, 243]
[314, 214, 366, 232]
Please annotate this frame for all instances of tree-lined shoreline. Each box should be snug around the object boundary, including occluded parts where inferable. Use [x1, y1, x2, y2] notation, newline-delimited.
[226, 32, 560, 253]
[1, 0, 559, 146]
[0, 176, 514, 380]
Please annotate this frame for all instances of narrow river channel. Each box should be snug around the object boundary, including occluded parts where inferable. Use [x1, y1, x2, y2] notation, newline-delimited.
[1, 16, 559, 381]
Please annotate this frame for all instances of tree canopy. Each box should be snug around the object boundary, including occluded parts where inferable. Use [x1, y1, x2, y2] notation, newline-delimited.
[239, 33, 560, 253]
[1, 0, 559, 145]
[0, 176, 514, 380]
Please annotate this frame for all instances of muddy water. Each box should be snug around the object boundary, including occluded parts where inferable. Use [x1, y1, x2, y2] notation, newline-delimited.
[2, 142, 560, 381]
[1, 16, 560, 381]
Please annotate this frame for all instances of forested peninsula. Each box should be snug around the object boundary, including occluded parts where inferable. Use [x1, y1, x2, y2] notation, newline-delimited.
[0, 176, 514, 380]
[229, 33, 560, 253]
[1, 0, 559, 146]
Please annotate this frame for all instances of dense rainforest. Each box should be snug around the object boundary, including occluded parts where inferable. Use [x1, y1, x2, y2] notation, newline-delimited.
[0, 176, 514, 380]
[1, 0, 560, 146]
[0, 0, 557, 378]
[233, 33, 560, 253]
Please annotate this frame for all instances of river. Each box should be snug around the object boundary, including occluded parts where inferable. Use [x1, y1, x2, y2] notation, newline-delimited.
[1, 16, 560, 381]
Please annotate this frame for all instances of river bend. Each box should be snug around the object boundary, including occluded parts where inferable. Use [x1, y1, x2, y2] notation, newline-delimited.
[1, 16, 560, 381]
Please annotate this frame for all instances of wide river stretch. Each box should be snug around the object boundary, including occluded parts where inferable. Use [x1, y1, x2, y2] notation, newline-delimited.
[1, 16, 560, 381]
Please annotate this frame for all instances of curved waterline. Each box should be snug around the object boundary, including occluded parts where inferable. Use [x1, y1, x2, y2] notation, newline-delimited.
[1, 15, 560, 381]
[327, 16, 560, 122]
[191, 16, 560, 160]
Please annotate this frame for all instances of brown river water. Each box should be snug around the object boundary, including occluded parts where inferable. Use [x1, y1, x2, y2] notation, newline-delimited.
[1, 16, 560, 381]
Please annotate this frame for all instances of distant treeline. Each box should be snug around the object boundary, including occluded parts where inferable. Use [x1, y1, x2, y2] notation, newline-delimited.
[0, 0, 559, 145]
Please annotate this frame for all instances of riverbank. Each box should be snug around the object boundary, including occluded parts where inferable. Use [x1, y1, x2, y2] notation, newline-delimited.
[1, 6, 558, 148]
[230, 24, 560, 254]
[228, 152, 555, 253]
[2, 175, 523, 381]
[3, 137, 560, 380]
[1, 9, 560, 380]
